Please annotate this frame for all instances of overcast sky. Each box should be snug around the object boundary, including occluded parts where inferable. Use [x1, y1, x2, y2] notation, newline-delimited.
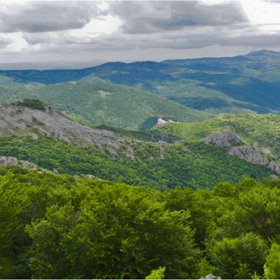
[0, 0, 280, 69]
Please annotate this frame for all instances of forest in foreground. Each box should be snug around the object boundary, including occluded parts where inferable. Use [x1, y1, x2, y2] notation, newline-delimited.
[1, 166, 280, 279]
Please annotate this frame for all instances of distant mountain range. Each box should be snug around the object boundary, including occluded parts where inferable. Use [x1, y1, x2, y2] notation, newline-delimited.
[0, 50, 279, 131]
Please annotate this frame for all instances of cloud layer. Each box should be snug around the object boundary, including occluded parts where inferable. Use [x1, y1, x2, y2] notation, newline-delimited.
[0, 0, 279, 67]
[111, 1, 248, 34]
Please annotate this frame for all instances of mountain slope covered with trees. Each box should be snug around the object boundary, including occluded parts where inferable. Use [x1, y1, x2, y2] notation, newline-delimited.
[1, 167, 280, 279]
[0, 82, 212, 130]
[0, 100, 275, 190]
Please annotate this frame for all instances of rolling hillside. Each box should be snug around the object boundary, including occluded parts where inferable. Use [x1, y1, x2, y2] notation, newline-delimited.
[0, 100, 275, 190]
[0, 82, 212, 130]
[0, 50, 279, 119]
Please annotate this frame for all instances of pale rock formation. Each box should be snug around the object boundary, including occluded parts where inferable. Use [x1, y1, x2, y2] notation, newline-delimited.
[228, 145, 269, 165]
[203, 130, 239, 147]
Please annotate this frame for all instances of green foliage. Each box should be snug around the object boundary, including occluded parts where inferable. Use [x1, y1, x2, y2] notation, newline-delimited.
[0, 167, 280, 279]
[264, 243, 280, 279]
[192, 258, 216, 279]
[145, 266, 166, 279]
[15, 99, 51, 110]
[207, 233, 269, 279]
[0, 135, 272, 190]
[0, 167, 201, 278]
[27, 184, 200, 279]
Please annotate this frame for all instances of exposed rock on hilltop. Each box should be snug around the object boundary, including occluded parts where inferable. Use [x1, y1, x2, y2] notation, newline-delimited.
[0, 100, 124, 151]
[0, 156, 38, 170]
[203, 130, 240, 147]
[228, 145, 269, 165]
[203, 130, 280, 173]
[268, 161, 280, 174]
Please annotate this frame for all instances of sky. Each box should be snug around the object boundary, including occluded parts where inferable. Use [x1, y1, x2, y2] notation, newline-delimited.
[0, 0, 280, 69]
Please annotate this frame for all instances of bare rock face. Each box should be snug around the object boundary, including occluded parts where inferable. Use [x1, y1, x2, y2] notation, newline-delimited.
[0, 101, 125, 152]
[228, 145, 269, 165]
[19, 160, 38, 170]
[160, 132, 169, 141]
[203, 130, 274, 168]
[0, 156, 18, 166]
[152, 118, 174, 129]
[0, 156, 38, 170]
[203, 130, 239, 147]
[268, 161, 280, 174]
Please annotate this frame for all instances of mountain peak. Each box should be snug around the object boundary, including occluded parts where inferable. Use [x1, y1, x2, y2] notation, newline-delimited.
[247, 49, 280, 57]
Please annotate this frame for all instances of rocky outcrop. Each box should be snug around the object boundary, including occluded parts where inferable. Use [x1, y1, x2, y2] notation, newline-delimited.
[19, 160, 38, 170]
[228, 145, 269, 165]
[160, 132, 169, 141]
[152, 118, 174, 129]
[0, 101, 125, 152]
[0, 156, 38, 170]
[203, 130, 239, 147]
[203, 130, 280, 171]
[0, 156, 18, 166]
[268, 161, 280, 173]
[123, 146, 135, 160]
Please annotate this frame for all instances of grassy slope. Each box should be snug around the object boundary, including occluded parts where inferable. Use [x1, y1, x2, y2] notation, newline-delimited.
[0, 82, 213, 130]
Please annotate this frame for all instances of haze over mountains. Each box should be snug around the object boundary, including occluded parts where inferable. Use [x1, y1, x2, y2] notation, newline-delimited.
[0, 50, 279, 131]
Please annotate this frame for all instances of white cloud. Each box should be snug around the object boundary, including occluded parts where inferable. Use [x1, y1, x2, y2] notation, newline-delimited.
[242, 0, 280, 25]
[67, 14, 123, 40]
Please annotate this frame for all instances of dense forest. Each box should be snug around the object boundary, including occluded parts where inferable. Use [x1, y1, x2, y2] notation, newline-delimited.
[0, 135, 272, 190]
[0, 166, 280, 279]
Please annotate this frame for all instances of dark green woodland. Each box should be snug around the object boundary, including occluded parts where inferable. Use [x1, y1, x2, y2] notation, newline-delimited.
[1, 50, 280, 279]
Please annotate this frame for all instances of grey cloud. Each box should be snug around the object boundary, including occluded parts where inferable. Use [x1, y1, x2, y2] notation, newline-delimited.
[0, 36, 12, 47]
[21, 23, 280, 57]
[0, 2, 101, 33]
[1, 0, 280, 66]
[109, 1, 248, 34]
[22, 32, 65, 45]
[74, 23, 280, 53]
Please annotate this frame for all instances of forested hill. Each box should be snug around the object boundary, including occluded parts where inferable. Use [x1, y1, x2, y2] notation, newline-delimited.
[0, 99, 277, 190]
[0, 81, 212, 130]
[1, 166, 280, 279]
[0, 50, 280, 121]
